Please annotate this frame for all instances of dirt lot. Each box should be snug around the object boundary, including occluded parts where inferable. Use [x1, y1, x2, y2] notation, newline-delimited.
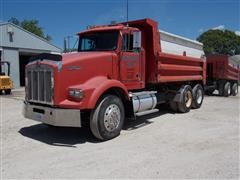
[1, 89, 239, 179]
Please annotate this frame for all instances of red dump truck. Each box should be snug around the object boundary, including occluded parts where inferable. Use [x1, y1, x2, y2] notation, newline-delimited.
[24, 18, 207, 140]
[205, 55, 239, 96]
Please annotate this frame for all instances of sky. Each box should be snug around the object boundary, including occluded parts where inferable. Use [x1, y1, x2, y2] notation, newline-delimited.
[1, 0, 239, 49]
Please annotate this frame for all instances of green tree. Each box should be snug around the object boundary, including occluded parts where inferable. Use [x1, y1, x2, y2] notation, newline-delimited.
[197, 29, 240, 56]
[8, 17, 52, 41]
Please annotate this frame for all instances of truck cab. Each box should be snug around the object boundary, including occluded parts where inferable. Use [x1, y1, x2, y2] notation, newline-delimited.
[78, 25, 145, 90]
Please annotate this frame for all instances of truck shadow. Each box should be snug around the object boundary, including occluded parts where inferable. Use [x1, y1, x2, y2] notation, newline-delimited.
[19, 125, 98, 148]
[123, 106, 173, 131]
[19, 104, 174, 147]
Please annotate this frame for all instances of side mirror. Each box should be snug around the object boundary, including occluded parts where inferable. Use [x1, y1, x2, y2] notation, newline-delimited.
[133, 31, 141, 49]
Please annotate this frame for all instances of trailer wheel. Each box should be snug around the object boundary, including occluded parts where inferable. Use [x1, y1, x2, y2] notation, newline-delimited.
[231, 83, 238, 96]
[90, 95, 125, 140]
[223, 82, 231, 97]
[177, 85, 193, 113]
[192, 84, 204, 109]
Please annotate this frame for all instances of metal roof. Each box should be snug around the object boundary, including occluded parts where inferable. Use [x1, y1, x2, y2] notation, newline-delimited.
[0, 22, 61, 52]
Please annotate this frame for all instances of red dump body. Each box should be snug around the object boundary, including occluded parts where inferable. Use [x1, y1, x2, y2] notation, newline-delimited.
[207, 55, 239, 81]
[126, 19, 206, 85]
[156, 53, 206, 84]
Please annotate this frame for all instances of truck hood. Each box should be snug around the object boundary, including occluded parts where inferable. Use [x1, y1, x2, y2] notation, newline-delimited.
[53, 51, 116, 104]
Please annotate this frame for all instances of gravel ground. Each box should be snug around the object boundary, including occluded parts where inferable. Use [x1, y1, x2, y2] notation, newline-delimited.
[1, 90, 239, 179]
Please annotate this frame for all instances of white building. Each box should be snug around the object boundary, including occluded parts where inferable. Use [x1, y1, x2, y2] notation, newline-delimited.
[0, 22, 61, 87]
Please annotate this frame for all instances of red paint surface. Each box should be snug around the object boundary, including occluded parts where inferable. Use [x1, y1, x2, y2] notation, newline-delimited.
[207, 55, 239, 81]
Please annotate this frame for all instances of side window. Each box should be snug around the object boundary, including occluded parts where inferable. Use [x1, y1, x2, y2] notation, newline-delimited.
[122, 34, 133, 52]
[81, 38, 96, 51]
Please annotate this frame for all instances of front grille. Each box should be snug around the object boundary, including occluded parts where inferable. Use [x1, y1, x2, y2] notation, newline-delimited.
[1, 78, 10, 86]
[26, 65, 53, 104]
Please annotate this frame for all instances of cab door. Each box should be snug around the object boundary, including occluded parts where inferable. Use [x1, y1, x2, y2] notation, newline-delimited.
[120, 31, 144, 89]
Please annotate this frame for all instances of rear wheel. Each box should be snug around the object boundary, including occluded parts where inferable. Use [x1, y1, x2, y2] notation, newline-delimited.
[5, 89, 11, 95]
[192, 84, 204, 109]
[231, 83, 238, 96]
[177, 85, 193, 113]
[90, 95, 125, 140]
[223, 82, 231, 97]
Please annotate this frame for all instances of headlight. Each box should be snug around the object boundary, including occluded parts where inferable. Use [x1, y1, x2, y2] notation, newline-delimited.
[68, 89, 84, 100]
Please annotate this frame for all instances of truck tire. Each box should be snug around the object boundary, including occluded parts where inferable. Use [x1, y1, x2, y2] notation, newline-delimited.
[231, 83, 238, 96]
[223, 82, 231, 97]
[192, 84, 204, 109]
[177, 85, 193, 113]
[90, 95, 125, 140]
[5, 89, 11, 95]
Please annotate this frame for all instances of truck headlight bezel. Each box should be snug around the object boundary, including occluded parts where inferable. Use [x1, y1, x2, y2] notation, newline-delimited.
[68, 89, 84, 100]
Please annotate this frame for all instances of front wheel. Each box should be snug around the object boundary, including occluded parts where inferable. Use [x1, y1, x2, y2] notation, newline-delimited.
[90, 95, 125, 140]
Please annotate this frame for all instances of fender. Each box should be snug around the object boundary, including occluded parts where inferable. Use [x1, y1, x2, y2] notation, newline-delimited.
[173, 86, 185, 103]
[70, 76, 129, 109]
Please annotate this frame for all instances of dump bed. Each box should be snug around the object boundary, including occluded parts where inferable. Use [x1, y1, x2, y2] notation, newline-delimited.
[126, 18, 206, 85]
[207, 55, 239, 81]
[156, 30, 205, 84]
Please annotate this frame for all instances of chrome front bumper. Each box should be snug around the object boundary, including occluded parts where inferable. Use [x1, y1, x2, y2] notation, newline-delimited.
[23, 102, 81, 127]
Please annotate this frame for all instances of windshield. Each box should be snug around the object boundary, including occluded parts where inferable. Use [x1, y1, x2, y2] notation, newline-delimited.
[78, 31, 119, 52]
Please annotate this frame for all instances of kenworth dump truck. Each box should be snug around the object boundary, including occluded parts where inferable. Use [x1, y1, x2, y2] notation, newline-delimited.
[24, 19, 206, 140]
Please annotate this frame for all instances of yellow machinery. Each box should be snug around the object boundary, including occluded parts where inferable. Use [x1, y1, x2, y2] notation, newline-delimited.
[0, 61, 13, 94]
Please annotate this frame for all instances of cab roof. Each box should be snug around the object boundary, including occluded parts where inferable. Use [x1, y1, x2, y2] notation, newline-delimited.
[78, 25, 125, 35]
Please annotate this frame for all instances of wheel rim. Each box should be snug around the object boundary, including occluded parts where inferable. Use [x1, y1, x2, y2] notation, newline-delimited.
[104, 104, 121, 132]
[185, 90, 192, 108]
[196, 89, 203, 104]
